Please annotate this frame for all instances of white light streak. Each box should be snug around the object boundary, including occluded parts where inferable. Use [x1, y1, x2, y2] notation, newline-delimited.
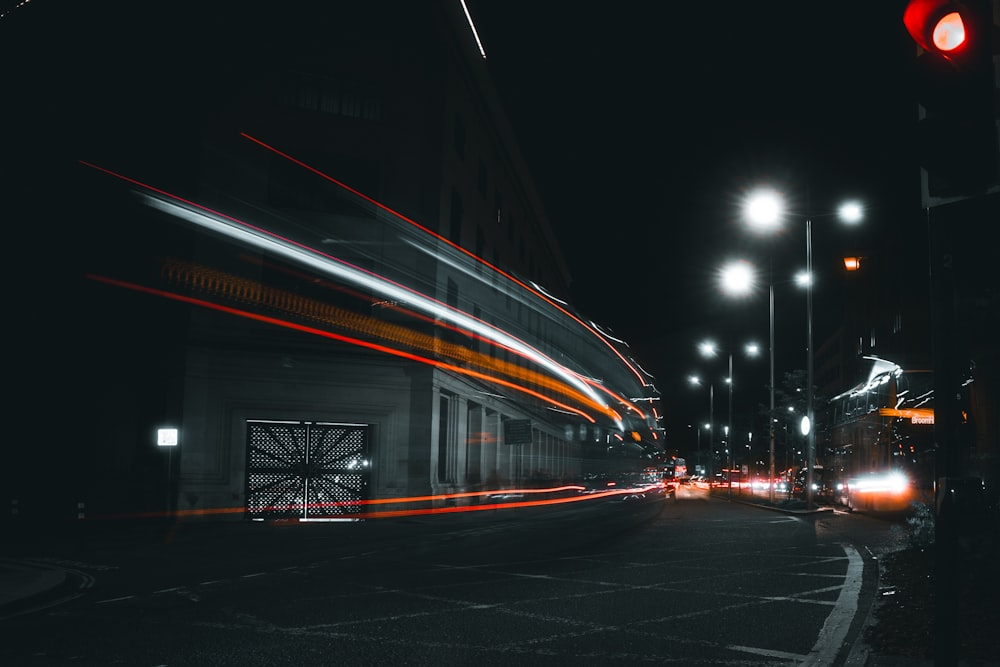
[459, 0, 487, 58]
[138, 192, 611, 419]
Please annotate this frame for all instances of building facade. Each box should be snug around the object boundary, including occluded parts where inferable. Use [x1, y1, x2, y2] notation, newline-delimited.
[6, 2, 664, 523]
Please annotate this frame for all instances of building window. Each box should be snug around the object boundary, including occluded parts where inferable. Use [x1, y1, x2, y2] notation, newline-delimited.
[438, 393, 453, 483]
[447, 277, 459, 309]
[473, 305, 483, 354]
[445, 277, 460, 345]
[466, 402, 483, 485]
[279, 72, 382, 121]
[478, 159, 488, 198]
[454, 113, 465, 159]
[268, 153, 379, 214]
[449, 189, 463, 245]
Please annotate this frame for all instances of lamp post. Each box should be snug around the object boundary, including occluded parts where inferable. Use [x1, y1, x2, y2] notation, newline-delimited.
[688, 375, 714, 479]
[767, 280, 775, 502]
[689, 421, 711, 478]
[698, 335, 759, 499]
[728, 352, 733, 494]
[743, 189, 863, 510]
[738, 208, 779, 504]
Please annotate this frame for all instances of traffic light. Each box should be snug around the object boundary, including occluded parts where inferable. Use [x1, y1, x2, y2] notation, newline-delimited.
[903, 0, 999, 201]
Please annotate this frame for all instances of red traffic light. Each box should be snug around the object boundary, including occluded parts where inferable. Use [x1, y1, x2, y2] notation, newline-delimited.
[904, 0, 968, 57]
[903, 0, 999, 199]
[930, 12, 966, 51]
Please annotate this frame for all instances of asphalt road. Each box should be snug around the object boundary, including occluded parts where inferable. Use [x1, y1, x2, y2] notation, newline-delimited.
[0, 487, 911, 666]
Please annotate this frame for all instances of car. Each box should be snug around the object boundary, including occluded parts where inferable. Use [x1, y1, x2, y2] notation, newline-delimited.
[792, 466, 845, 505]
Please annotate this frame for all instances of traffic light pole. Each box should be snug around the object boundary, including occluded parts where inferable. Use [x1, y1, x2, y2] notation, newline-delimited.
[927, 203, 961, 667]
[903, 1, 1000, 662]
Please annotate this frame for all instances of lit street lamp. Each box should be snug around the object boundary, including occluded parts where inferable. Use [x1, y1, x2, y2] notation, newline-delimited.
[698, 337, 759, 498]
[743, 188, 863, 509]
[688, 375, 714, 478]
[688, 421, 711, 478]
[737, 206, 779, 504]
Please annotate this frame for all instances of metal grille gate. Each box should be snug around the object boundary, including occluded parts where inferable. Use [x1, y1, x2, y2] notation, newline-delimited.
[246, 420, 370, 520]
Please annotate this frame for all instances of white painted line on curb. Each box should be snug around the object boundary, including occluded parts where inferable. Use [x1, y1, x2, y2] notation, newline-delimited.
[802, 543, 864, 667]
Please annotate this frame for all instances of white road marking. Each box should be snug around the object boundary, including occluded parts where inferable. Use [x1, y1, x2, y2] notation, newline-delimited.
[727, 644, 808, 661]
[803, 543, 864, 666]
[96, 596, 135, 604]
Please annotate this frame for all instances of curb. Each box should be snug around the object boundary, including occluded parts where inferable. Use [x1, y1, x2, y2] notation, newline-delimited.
[0, 558, 74, 619]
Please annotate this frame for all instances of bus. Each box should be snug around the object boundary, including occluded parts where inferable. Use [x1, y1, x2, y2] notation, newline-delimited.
[826, 357, 934, 513]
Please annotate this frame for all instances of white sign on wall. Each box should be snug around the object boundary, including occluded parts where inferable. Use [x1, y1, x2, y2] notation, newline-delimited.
[157, 428, 179, 447]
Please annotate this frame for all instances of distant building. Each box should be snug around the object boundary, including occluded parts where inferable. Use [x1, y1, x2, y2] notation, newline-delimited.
[814, 191, 998, 498]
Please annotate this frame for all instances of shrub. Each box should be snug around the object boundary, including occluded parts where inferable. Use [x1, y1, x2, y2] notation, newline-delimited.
[906, 501, 935, 548]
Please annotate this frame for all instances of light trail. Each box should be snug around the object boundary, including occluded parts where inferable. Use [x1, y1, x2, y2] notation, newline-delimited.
[79, 160, 617, 424]
[87, 272, 603, 423]
[157, 259, 621, 419]
[77, 484, 665, 521]
[238, 133, 651, 387]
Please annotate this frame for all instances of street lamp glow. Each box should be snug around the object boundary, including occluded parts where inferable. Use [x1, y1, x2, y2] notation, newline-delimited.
[745, 342, 760, 357]
[741, 187, 864, 509]
[838, 200, 864, 224]
[719, 260, 756, 296]
[699, 340, 717, 358]
[744, 189, 784, 232]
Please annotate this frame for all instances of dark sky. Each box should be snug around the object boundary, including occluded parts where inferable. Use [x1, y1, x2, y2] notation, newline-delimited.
[0, 0, 924, 452]
[470, 0, 924, 444]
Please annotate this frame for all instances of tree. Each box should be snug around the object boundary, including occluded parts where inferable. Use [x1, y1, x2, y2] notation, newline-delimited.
[759, 369, 820, 471]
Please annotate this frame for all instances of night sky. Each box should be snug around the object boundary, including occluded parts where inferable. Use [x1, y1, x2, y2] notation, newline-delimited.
[1, 0, 926, 453]
[471, 0, 924, 445]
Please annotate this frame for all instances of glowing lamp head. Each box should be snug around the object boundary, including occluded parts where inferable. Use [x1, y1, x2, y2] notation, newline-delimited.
[719, 260, 756, 296]
[743, 188, 784, 232]
[838, 200, 864, 224]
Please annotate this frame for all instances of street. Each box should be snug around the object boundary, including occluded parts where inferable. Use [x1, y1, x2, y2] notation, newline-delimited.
[1, 487, 911, 666]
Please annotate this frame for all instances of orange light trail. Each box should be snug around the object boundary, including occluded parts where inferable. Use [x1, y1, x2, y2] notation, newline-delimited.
[80, 160, 620, 423]
[84, 484, 663, 521]
[159, 259, 618, 419]
[87, 273, 601, 423]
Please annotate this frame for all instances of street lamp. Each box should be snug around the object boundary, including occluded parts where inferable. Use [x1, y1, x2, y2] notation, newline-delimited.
[743, 188, 864, 510]
[717, 261, 767, 497]
[740, 199, 781, 505]
[688, 420, 712, 478]
[688, 375, 714, 478]
[698, 337, 759, 498]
